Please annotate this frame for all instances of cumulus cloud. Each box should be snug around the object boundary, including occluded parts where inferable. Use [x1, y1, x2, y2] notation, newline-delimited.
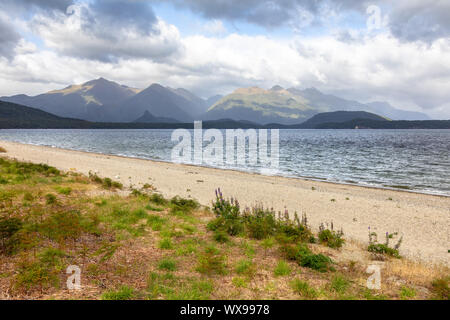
[0, 0, 449, 118]
[166, 0, 450, 43]
[388, 0, 450, 43]
[0, 14, 21, 59]
[30, 1, 183, 62]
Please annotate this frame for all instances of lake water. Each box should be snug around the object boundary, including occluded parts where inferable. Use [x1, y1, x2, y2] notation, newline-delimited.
[0, 129, 449, 196]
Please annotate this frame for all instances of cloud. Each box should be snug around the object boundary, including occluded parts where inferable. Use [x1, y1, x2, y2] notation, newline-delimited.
[89, 0, 158, 34]
[0, 0, 449, 118]
[202, 20, 227, 35]
[388, 0, 450, 43]
[0, 14, 21, 59]
[167, 0, 322, 29]
[166, 0, 450, 43]
[0, 0, 73, 12]
[30, 1, 183, 62]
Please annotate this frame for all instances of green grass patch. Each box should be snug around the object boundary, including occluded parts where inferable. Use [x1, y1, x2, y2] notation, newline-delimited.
[102, 285, 135, 300]
[158, 258, 177, 271]
[274, 260, 291, 276]
[196, 245, 226, 275]
[290, 279, 318, 299]
[400, 286, 416, 300]
[158, 238, 174, 250]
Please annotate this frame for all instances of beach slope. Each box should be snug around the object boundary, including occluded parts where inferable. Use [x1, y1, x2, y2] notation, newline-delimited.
[0, 140, 448, 265]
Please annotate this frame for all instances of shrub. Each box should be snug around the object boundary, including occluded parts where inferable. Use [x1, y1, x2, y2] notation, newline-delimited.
[0, 217, 22, 255]
[45, 193, 57, 205]
[158, 258, 177, 271]
[88, 173, 122, 190]
[207, 216, 243, 236]
[196, 246, 226, 275]
[39, 210, 84, 241]
[15, 248, 66, 291]
[280, 243, 333, 272]
[89, 172, 103, 184]
[149, 193, 168, 205]
[367, 229, 402, 258]
[235, 259, 255, 276]
[102, 177, 123, 189]
[0, 146, 6, 153]
[15, 260, 59, 291]
[170, 196, 198, 213]
[290, 279, 318, 299]
[38, 248, 66, 266]
[274, 260, 291, 276]
[213, 230, 229, 243]
[318, 223, 345, 249]
[299, 252, 333, 272]
[276, 211, 315, 243]
[368, 244, 400, 258]
[131, 189, 143, 197]
[102, 285, 135, 300]
[244, 207, 277, 240]
[261, 237, 275, 257]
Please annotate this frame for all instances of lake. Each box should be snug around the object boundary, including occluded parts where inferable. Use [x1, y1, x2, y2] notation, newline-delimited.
[0, 129, 449, 196]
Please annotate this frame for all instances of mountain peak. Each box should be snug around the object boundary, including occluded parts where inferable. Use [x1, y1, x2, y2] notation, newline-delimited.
[233, 87, 266, 95]
[270, 85, 284, 91]
[84, 77, 116, 86]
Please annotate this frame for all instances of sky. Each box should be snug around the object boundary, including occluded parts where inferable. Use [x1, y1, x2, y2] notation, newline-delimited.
[0, 0, 449, 119]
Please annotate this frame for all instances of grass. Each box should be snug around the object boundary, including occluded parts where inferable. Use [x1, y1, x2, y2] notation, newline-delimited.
[102, 285, 135, 300]
[234, 259, 255, 276]
[274, 260, 292, 276]
[291, 279, 318, 299]
[431, 277, 449, 300]
[400, 286, 416, 300]
[329, 274, 350, 295]
[0, 157, 447, 300]
[158, 238, 174, 250]
[158, 258, 177, 271]
[196, 245, 226, 275]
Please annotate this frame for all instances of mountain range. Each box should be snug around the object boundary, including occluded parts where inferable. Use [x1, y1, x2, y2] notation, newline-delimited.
[2, 100, 448, 130]
[1, 78, 431, 124]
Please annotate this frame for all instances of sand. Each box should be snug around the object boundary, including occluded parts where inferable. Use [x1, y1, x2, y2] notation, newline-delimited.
[0, 140, 448, 265]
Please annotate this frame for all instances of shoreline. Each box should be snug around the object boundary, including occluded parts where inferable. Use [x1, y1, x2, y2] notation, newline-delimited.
[0, 138, 448, 198]
[0, 139, 449, 265]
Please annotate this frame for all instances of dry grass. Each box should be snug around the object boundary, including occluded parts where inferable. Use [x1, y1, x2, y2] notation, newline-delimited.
[0, 157, 448, 300]
[0, 146, 6, 153]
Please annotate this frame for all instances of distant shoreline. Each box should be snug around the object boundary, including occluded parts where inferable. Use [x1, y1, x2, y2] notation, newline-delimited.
[1, 139, 449, 264]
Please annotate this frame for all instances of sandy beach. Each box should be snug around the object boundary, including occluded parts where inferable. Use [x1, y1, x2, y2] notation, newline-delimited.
[0, 139, 448, 265]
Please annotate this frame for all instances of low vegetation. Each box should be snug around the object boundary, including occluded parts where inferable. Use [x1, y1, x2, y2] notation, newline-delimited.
[368, 228, 402, 259]
[0, 158, 447, 300]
